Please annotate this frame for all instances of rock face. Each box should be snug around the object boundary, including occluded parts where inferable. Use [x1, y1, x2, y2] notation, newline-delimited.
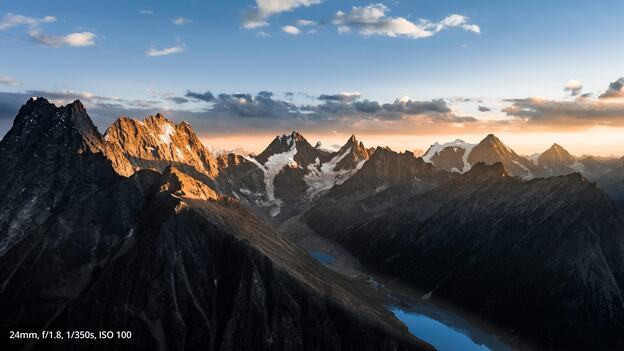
[423, 135, 542, 178]
[104, 114, 219, 179]
[535, 143, 581, 176]
[467, 134, 540, 178]
[243, 132, 371, 219]
[328, 147, 446, 200]
[304, 162, 624, 350]
[0, 98, 431, 351]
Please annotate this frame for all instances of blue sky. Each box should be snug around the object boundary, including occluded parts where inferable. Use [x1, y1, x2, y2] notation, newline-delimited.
[1, 0, 624, 155]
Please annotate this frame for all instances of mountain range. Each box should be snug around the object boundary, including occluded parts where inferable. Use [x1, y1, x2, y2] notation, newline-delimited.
[2, 97, 624, 350]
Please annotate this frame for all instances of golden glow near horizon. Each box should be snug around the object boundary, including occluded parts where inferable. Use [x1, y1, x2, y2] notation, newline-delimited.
[200, 126, 624, 158]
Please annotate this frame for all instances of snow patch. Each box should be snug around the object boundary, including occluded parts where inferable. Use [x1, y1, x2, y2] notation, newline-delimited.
[175, 147, 185, 160]
[511, 159, 533, 179]
[159, 124, 176, 145]
[423, 139, 476, 173]
[528, 153, 541, 165]
[304, 147, 365, 198]
[245, 140, 298, 205]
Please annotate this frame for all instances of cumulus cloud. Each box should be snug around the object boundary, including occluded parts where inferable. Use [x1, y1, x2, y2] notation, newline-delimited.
[282, 25, 301, 35]
[0, 75, 20, 87]
[478, 105, 491, 112]
[28, 30, 96, 47]
[0, 13, 56, 30]
[146, 44, 185, 57]
[332, 4, 480, 39]
[243, 0, 322, 29]
[564, 80, 583, 96]
[173, 16, 193, 25]
[318, 92, 361, 102]
[599, 77, 624, 99]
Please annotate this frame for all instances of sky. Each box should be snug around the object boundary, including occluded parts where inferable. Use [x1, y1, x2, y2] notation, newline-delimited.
[1, 0, 624, 156]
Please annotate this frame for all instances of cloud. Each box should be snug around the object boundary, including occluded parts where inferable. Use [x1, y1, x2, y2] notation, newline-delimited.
[478, 105, 491, 112]
[256, 31, 271, 37]
[28, 30, 96, 47]
[146, 44, 185, 57]
[243, 0, 322, 29]
[173, 16, 193, 25]
[296, 19, 317, 26]
[502, 97, 624, 128]
[332, 4, 480, 39]
[185, 90, 216, 102]
[0, 75, 20, 87]
[599, 77, 624, 99]
[564, 80, 583, 96]
[318, 92, 361, 102]
[167, 97, 189, 104]
[184, 89, 475, 126]
[282, 25, 301, 35]
[0, 13, 56, 30]
[140, 10, 155, 15]
[500, 77, 624, 128]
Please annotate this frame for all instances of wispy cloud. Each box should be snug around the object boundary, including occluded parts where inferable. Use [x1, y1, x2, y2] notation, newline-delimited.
[0, 75, 20, 87]
[140, 10, 155, 16]
[146, 44, 185, 57]
[333, 4, 480, 39]
[0, 13, 56, 30]
[296, 19, 317, 26]
[173, 16, 193, 25]
[243, 0, 322, 29]
[28, 30, 96, 47]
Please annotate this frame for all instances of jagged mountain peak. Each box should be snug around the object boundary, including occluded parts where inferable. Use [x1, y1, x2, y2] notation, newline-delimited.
[332, 134, 370, 172]
[103, 113, 219, 178]
[2, 97, 103, 155]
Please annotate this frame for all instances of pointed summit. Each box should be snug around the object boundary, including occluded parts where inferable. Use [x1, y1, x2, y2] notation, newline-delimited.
[333, 134, 370, 171]
[538, 143, 575, 166]
[468, 134, 537, 178]
[1, 98, 103, 157]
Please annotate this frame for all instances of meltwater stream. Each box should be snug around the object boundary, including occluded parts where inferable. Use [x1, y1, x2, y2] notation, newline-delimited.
[308, 250, 512, 351]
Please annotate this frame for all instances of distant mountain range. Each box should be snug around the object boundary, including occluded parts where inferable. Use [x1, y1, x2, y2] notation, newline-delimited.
[2, 97, 624, 350]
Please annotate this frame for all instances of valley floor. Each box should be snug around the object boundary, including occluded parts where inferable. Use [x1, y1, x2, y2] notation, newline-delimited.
[279, 216, 531, 351]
